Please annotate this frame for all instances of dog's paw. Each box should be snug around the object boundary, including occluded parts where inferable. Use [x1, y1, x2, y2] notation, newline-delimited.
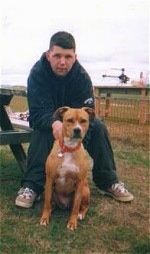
[67, 219, 77, 230]
[40, 217, 49, 226]
[78, 213, 85, 220]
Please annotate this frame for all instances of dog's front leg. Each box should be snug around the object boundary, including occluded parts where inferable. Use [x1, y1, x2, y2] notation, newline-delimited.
[67, 181, 84, 230]
[40, 177, 53, 226]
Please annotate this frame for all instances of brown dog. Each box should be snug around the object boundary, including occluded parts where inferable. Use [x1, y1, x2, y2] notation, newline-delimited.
[40, 106, 95, 230]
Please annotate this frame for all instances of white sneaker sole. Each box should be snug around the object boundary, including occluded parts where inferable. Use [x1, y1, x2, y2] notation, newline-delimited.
[15, 200, 33, 208]
[97, 189, 134, 202]
[15, 195, 41, 208]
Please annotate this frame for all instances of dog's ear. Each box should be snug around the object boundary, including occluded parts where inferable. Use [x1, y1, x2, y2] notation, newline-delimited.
[54, 106, 70, 117]
[82, 107, 95, 117]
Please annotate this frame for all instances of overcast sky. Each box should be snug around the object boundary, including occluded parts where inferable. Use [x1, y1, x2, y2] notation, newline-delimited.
[1, 0, 149, 74]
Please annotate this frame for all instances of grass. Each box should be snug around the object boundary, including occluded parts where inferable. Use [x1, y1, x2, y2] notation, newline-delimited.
[0, 140, 150, 254]
[0, 95, 150, 253]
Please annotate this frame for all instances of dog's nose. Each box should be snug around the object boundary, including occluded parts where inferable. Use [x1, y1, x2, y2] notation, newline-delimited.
[73, 127, 81, 138]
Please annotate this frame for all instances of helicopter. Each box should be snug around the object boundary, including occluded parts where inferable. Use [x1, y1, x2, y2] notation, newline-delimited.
[102, 68, 130, 84]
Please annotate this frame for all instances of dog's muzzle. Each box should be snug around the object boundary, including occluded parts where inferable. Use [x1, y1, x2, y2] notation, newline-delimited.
[73, 127, 82, 139]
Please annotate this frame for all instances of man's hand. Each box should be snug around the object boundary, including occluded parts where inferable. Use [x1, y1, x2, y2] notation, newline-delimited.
[52, 120, 63, 140]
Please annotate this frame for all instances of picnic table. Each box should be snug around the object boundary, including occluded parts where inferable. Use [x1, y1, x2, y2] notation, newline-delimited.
[0, 85, 32, 172]
[93, 85, 150, 124]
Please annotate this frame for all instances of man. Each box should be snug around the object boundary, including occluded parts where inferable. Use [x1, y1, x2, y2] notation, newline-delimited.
[15, 31, 134, 208]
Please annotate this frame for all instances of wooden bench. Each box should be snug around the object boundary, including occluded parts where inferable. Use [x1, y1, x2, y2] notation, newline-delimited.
[0, 129, 32, 145]
[0, 105, 33, 172]
[0, 125, 32, 172]
[0, 107, 33, 145]
[0, 85, 34, 172]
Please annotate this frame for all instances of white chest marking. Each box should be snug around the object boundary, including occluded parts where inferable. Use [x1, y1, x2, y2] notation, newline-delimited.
[58, 153, 79, 179]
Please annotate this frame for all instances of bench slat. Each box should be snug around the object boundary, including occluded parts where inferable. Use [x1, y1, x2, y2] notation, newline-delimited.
[10, 117, 32, 131]
[0, 130, 32, 145]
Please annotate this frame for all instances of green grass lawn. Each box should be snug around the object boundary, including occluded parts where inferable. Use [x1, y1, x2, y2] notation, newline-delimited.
[1, 94, 149, 253]
[0, 139, 149, 254]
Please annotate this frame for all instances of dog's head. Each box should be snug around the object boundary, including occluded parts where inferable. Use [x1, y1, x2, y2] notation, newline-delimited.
[54, 106, 95, 140]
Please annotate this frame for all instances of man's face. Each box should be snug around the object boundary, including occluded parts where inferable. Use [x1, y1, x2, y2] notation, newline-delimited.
[46, 46, 77, 77]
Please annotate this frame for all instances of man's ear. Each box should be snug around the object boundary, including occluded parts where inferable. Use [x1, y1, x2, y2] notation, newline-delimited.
[46, 51, 50, 62]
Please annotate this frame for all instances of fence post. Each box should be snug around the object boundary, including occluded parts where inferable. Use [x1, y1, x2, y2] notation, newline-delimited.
[105, 93, 111, 117]
[139, 88, 147, 124]
[93, 87, 100, 117]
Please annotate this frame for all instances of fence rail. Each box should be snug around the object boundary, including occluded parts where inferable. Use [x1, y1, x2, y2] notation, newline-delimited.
[99, 97, 150, 146]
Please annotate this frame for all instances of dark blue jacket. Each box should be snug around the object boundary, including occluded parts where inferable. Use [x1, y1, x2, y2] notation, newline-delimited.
[27, 53, 95, 130]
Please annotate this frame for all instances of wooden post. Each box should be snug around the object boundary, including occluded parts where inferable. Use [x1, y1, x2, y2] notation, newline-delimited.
[139, 88, 147, 124]
[93, 87, 101, 117]
[105, 93, 111, 117]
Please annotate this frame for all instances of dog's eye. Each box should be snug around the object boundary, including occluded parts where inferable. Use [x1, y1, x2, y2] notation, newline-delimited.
[80, 119, 87, 124]
[66, 118, 74, 123]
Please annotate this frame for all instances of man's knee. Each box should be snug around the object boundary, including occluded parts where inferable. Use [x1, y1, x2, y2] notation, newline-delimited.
[92, 117, 107, 133]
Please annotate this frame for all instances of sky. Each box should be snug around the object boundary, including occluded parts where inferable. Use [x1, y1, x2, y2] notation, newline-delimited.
[1, 0, 149, 84]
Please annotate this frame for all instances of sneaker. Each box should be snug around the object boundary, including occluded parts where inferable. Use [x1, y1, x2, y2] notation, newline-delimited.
[15, 187, 40, 208]
[98, 182, 134, 202]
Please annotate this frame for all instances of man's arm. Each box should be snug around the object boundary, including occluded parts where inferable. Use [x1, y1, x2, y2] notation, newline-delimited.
[27, 72, 59, 130]
[70, 76, 95, 110]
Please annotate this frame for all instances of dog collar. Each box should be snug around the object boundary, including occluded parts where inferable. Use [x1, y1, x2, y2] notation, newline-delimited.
[58, 139, 81, 157]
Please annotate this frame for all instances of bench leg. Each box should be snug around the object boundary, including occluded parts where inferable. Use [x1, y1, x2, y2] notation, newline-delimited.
[1, 105, 28, 172]
[10, 144, 27, 172]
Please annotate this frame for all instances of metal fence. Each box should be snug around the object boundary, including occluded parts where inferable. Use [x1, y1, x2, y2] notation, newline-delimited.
[98, 97, 150, 147]
[10, 94, 150, 147]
